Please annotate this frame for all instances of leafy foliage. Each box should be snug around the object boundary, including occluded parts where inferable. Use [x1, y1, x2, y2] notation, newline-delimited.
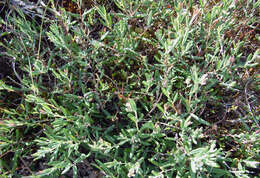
[0, 0, 259, 177]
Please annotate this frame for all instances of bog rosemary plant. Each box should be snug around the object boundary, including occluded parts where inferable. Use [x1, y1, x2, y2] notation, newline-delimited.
[0, 0, 259, 177]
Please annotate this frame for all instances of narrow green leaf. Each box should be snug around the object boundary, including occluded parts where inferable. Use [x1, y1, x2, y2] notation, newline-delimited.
[129, 99, 137, 113]
[62, 164, 72, 175]
[0, 80, 15, 91]
[147, 10, 153, 26]
[190, 113, 210, 126]
[73, 165, 77, 178]
[243, 160, 260, 168]
[127, 113, 137, 124]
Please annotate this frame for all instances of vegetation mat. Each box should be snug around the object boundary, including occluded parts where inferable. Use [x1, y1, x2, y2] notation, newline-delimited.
[0, 0, 259, 177]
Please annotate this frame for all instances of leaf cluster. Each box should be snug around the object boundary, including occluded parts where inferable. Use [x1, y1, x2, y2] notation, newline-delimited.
[0, 0, 259, 177]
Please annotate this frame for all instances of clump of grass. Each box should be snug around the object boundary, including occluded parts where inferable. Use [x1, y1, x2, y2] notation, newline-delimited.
[0, 0, 259, 177]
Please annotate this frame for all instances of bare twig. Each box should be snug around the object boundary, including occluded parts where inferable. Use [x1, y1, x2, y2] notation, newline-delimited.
[19, 157, 34, 175]
[11, 60, 22, 83]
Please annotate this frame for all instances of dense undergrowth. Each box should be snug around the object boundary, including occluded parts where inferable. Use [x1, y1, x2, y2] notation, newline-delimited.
[0, 0, 259, 177]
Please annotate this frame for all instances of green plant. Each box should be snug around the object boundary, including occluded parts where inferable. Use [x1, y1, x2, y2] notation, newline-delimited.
[0, 0, 259, 177]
